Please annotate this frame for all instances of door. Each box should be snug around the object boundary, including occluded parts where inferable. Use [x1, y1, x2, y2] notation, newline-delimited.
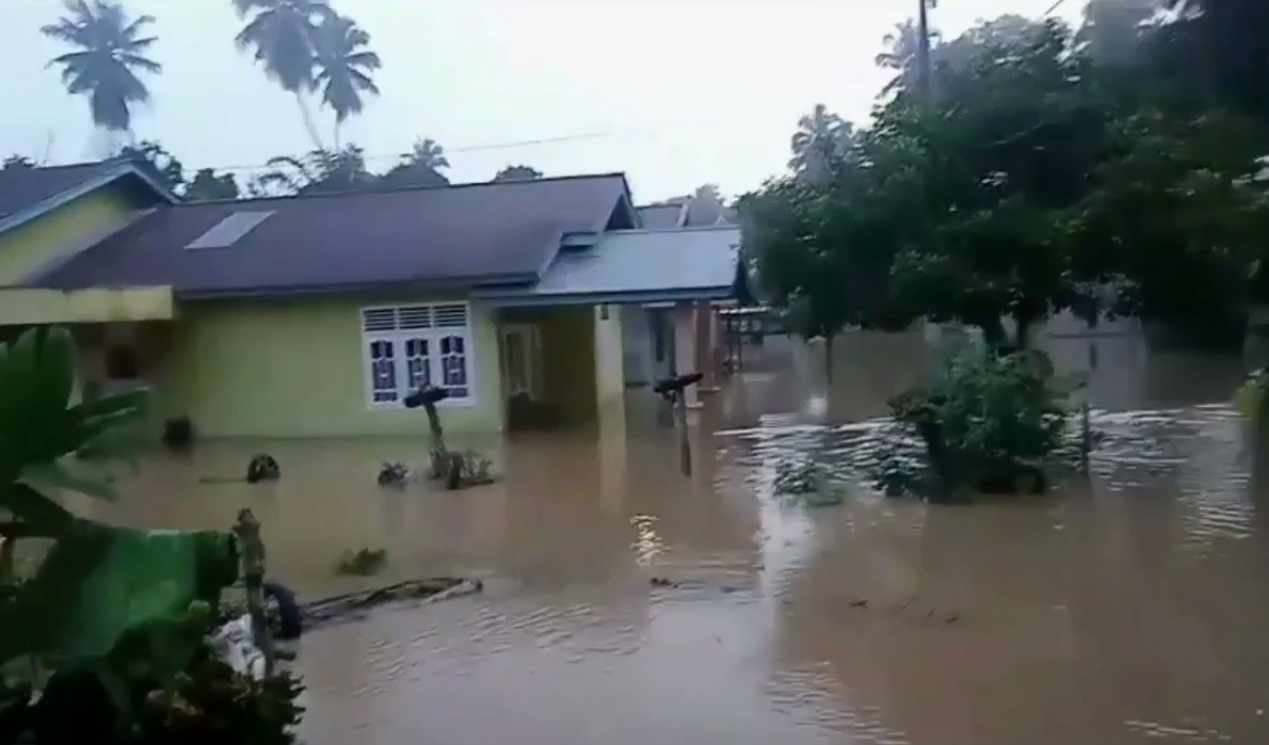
[501, 324, 541, 400]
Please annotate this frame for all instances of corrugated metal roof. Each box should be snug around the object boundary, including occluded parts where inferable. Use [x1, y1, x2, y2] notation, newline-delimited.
[479, 226, 740, 306]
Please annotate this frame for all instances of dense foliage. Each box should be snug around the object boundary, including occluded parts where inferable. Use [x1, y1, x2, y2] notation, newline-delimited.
[742, 7, 1269, 353]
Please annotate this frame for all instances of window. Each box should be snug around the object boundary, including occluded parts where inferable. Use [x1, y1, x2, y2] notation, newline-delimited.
[361, 303, 476, 407]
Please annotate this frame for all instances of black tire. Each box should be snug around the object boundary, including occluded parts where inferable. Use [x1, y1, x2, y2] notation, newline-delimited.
[263, 581, 303, 640]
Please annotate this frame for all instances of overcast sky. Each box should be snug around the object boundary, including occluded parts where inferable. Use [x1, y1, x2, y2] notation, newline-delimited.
[0, 0, 1083, 203]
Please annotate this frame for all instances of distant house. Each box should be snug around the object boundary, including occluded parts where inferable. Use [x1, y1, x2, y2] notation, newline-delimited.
[0, 161, 745, 438]
[624, 191, 740, 394]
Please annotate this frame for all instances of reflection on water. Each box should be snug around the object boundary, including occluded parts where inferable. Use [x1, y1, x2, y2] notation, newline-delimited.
[96, 330, 1269, 744]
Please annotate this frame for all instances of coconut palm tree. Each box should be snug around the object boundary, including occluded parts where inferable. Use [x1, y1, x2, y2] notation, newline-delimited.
[41, 0, 162, 137]
[313, 14, 381, 147]
[231, 0, 332, 147]
[253, 145, 373, 196]
[402, 138, 448, 171]
[789, 104, 852, 180]
[876, 18, 942, 74]
[379, 137, 451, 188]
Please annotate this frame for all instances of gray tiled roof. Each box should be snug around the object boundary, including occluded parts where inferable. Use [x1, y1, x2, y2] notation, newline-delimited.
[31, 173, 635, 297]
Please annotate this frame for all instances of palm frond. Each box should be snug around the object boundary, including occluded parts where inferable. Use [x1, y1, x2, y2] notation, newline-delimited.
[119, 53, 161, 74]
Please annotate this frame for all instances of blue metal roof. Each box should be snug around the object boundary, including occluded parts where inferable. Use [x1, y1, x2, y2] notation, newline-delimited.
[477, 226, 741, 307]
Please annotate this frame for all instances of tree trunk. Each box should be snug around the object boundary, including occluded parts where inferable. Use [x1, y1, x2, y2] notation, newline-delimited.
[978, 317, 1008, 350]
[295, 91, 324, 150]
[1013, 313, 1038, 351]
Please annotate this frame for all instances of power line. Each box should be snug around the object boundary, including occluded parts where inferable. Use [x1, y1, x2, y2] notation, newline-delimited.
[198, 129, 638, 174]
[1043, 0, 1071, 16]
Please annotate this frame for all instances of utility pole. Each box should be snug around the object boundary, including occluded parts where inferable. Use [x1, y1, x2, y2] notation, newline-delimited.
[916, 0, 934, 102]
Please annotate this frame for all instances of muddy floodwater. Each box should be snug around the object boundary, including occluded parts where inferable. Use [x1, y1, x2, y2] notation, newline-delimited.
[89, 330, 1269, 744]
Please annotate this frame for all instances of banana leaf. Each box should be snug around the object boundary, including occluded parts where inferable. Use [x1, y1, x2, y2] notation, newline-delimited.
[0, 327, 147, 540]
[0, 521, 238, 679]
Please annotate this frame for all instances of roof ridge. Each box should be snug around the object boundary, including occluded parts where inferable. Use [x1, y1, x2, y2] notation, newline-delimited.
[181, 171, 631, 208]
[606, 225, 739, 235]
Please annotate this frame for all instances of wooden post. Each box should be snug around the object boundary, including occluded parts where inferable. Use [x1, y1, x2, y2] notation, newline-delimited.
[676, 391, 692, 477]
[233, 508, 275, 677]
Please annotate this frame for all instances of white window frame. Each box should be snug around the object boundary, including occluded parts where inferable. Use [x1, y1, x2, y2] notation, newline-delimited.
[360, 302, 478, 410]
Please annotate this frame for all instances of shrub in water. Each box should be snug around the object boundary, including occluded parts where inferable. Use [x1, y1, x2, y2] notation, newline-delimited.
[893, 338, 1068, 499]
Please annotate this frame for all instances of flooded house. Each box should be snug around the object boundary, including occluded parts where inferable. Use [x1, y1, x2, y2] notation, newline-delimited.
[0, 160, 744, 438]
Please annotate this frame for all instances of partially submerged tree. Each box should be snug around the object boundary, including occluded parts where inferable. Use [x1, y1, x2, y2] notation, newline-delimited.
[1066, 108, 1269, 347]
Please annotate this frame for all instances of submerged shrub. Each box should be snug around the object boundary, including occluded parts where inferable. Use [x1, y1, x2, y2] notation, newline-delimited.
[889, 338, 1069, 499]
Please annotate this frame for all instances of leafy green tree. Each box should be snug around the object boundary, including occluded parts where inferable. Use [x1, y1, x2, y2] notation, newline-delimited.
[1153, 0, 1269, 122]
[1077, 0, 1159, 66]
[232, 0, 332, 147]
[754, 18, 1105, 350]
[183, 168, 240, 200]
[883, 19, 1110, 347]
[1066, 107, 1269, 344]
[41, 0, 162, 135]
[492, 164, 542, 182]
[313, 14, 381, 147]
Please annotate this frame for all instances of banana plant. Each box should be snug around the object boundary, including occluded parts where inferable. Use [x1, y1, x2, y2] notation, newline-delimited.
[0, 326, 147, 541]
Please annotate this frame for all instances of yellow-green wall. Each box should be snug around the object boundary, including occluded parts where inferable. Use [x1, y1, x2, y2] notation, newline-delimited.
[154, 294, 504, 438]
[0, 187, 143, 284]
[539, 307, 597, 424]
[593, 304, 625, 405]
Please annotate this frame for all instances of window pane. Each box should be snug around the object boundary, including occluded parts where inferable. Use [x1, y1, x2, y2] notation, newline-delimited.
[404, 336, 431, 390]
[368, 337, 398, 404]
[438, 333, 470, 396]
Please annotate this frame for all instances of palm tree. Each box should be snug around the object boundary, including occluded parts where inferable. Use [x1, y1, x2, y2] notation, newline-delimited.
[232, 0, 332, 148]
[402, 138, 448, 171]
[41, 0, 162, 136]
[379, 137, 450, 188]
[313, 15, 381, 147]
[253, 145, 374, 196]
[789, 104, 852, 180]
[876, 18, 942, 75]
